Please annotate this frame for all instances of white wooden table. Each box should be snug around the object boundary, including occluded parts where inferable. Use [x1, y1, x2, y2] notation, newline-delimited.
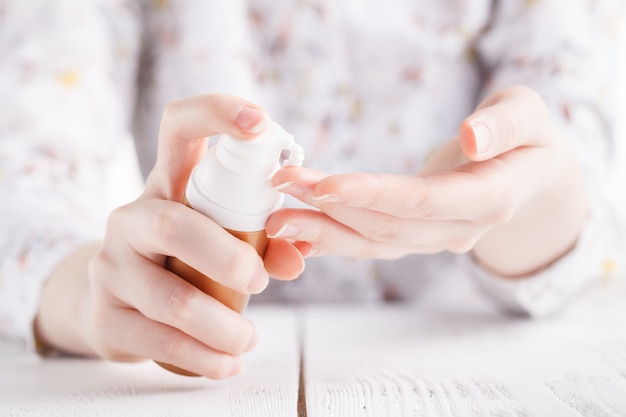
[2, 277, 625, 416]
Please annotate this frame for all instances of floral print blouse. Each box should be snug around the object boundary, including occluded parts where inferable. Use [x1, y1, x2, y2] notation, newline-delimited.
[0, 0, 623, 346]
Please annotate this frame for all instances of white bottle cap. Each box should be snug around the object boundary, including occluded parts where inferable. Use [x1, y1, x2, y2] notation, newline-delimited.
[186, 121, 304, 232]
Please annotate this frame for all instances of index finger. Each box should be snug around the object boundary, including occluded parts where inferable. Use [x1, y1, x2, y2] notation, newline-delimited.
[310, 147, 547, 222]
[148, 94, 269, 201]
[313, 171, 486, 220]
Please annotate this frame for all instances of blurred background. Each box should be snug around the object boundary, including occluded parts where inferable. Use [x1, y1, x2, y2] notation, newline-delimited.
[609, 23, 626, 226]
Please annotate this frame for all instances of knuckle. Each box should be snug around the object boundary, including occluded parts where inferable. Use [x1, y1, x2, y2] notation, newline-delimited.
[87, 245, 117, 291]
[96, 344, 134, 363]
[162, 333, 187, 360]
[205, 354, 235, 380]
[361, 177, 382, 207]
[88, 308, 126, 362]
[412, 196, 438, 218]
[162, 98, 184, 120]
[406, 179, 438, 218]
[104, 205, 130, 239]
[148, 202, 185, 246]
[93, 343, 116, 361]
[164, 283, 199, 323]
[105, 206, 123, 229]
[224, 244, 259, 289]
[200, 95, 222, 121]
[361, 215, 397, 241]
[228, 319, 256, 355]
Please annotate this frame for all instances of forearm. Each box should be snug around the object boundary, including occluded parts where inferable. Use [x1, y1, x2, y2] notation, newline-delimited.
[34, 242, 101, 356]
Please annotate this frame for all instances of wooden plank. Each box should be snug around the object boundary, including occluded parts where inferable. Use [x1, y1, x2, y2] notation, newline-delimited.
[0, 306, 300, 417]
[302, 278, 626, 417]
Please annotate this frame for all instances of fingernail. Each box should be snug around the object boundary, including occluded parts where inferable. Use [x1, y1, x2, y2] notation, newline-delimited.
[236, 106, 270, 133]
[267, 224, 300, 239]
[472, 122, 492, 156]
[313, 194, 344, 203]
[273, 181, 304, 197]
[273, 181, 294, 191]
[247, 264, 269, 294]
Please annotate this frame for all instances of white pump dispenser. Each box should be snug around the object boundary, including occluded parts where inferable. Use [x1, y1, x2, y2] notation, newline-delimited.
[186, 121, 304, 231]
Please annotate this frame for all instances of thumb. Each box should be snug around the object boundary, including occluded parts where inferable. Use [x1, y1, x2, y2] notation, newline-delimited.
[459, 86, 553, 161]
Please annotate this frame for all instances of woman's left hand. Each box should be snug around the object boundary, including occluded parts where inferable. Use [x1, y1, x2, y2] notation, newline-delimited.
[266, 86, 589, 277]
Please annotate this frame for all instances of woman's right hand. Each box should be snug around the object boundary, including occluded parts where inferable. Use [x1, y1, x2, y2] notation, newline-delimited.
[35, 94, 305, 379]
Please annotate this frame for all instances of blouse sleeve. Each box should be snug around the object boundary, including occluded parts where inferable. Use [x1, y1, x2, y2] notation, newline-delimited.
[466, 0, 624, 316]
[0, 1, 141, 346]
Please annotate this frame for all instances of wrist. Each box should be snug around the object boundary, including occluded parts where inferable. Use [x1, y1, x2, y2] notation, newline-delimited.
[35, 242, 100, 357]
[472, 158, 589, 278]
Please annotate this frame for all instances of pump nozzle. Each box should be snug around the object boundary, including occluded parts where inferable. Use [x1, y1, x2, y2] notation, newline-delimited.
[282, 137, 305, 167]
[216, 121, 304, 178]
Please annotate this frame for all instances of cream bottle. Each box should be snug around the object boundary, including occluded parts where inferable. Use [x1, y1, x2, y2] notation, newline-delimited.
[157, 121, 304, 376]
